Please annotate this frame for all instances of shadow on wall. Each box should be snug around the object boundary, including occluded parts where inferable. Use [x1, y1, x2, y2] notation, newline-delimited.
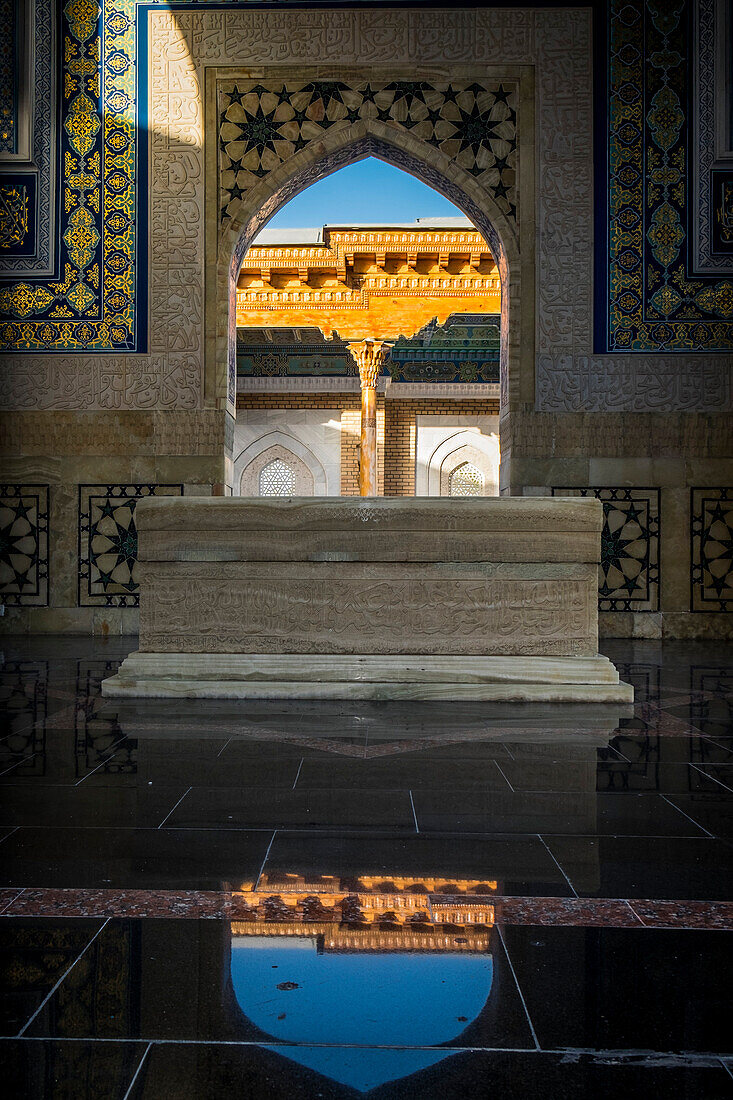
[416, 419, 500, 496]
[232, 417, 341, 496]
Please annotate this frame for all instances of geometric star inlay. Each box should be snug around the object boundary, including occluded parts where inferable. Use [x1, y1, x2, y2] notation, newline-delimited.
[552, 487, 660, 612]
[691, 487, 733, 611]
[78, 484, 183, 607]
[0, 484, 49, 606]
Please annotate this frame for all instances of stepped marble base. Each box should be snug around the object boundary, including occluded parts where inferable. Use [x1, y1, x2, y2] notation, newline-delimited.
[102, 653, 634, 702]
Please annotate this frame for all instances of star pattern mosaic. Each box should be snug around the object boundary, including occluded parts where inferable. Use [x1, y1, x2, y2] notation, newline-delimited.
[0, 484, 49, 606]
[219, 80, 517, 228]
[78, 483, 183, 607]
[690, 488, 733, 612]
[552, 487, 660, 612]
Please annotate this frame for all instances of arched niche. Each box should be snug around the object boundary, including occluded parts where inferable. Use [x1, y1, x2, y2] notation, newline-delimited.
[234, 430, 327, 496]
[417, 424, 500, 497]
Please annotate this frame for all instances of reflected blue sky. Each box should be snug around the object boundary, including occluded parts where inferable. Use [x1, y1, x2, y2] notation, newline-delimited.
[232, 936, 493, 1092]
[267, 1045, 453, 1094]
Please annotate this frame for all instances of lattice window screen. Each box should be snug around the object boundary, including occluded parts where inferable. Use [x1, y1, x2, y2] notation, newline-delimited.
[259, 459, 295, 497]
[449, 463, 485, 496]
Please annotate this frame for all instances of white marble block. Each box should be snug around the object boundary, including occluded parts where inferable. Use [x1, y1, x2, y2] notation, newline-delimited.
[102, 497, 633, 701]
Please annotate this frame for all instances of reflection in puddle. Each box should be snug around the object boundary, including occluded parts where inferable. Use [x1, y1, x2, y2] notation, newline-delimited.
[231, 931, 493, 1092]
[229, 874, 497, 1091]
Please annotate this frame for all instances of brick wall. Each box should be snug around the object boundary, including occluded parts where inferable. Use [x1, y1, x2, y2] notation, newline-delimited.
[236, 393, 499, 496]
[384, 399, 500, 495]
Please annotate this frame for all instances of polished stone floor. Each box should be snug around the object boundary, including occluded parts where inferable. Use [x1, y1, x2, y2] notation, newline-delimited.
[0, 636, 732, 1098]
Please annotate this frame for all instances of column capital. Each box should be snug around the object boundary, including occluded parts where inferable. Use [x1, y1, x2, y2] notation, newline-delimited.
[348, 339, 391, 389]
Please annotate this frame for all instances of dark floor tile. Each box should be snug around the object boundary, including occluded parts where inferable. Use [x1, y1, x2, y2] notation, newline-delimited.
[595, 761, 733, 796]
[497, 757, 598, 793]
[411, 790, 596, 834]
[664, 795, 733, 840]
[543, 834, 733, 900]
[0, 734, 127, 786]
[23, 918, 533, 1051]
[128, 1042, 355, 1099]
[164, 787, 415, 830]
[681, 720, 733, 743]
[0, 1039, 147, 1099]
[0, 784, 189, 828]
[660, 698, 733, 738]
[698, 741, 733, 762]
[411, 790, 708, 836]
[0, 826, 273, 890]
[109, 736, 230, 760]
[262, 830, 574, 896]
[0, 752, 42, 779]
[215, 739, 343, 762]
[294, 756, 510, 790]
[126, 1044, 733, 1099]
[369, 1051, 733, 1099]
[503, 925, 733, 1054]
[607, 731, 712, 758]
[378, 739, 514, 761]
[0, 918, 104, 1036]
[80, 747, 303, 790]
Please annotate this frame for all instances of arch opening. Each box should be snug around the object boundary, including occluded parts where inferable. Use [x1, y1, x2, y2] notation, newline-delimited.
[220, 119, 520, 496]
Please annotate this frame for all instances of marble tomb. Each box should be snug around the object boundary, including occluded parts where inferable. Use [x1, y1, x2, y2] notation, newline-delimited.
[102, 497, 633, 702]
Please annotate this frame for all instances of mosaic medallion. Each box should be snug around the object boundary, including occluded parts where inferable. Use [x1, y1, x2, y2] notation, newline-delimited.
[552, 487, 660, 612]
[78, 484, 183, 607]
[0, 484, 49, 606]
[691, 488, 733, 612]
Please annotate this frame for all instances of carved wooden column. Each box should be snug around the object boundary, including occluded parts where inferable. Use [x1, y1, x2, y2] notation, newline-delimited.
[349, 340, 390, 496]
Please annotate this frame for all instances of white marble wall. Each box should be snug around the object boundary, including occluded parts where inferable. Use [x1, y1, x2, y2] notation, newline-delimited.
[415, 415, 500, 496]
[233, 410, 342, 496]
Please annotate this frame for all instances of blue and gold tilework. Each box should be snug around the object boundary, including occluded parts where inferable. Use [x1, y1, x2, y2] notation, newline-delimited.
[0, 182, 28, 248]
[1, 1, 732, 355]
[607, 0, 733, 351]
[0, 0, 17, 154]
[0, 0, 136, 351]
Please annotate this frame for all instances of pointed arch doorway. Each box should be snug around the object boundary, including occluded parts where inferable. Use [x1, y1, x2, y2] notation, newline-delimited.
[210, 78, 526, 494]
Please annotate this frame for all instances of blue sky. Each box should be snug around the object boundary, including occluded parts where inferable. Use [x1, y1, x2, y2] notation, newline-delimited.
[266, 156, 466, 227]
